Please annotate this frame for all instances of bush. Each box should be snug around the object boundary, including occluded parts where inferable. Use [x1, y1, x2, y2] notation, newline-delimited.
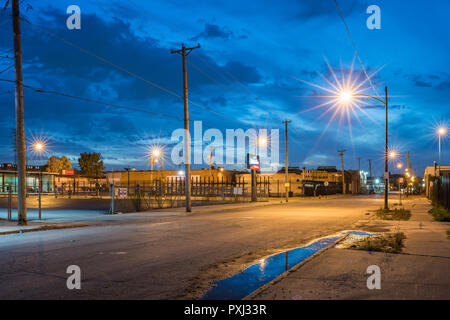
[376, 208, 411, 220]
[351, 232, 406, 253]
[429, 205, 450, 222]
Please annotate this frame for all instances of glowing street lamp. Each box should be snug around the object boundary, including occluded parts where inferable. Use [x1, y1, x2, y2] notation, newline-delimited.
[26, 140, 47, 164]
[26, 140, 47, 220]
[150, 147, 164, 171]
[255, 135, 267, 154]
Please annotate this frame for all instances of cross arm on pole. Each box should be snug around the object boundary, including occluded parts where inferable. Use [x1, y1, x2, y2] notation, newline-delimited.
[171, 44, 201, 55]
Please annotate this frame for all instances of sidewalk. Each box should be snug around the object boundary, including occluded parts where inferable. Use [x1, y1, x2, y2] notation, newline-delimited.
[0, 220, 89, 235]
[249, 197, 450, 300]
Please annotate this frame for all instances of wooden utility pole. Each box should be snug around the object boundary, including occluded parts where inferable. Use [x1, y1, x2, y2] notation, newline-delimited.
[358, 157, 361, 172]
[208, 146, 214, 178]
[338, 150, 346, 194]
[12, 0, 27, 225]
[407, 152, 410, 173]
[282, 120, 291, 202]
[384, 86, 388, 209]
[171, 43, 200, 212]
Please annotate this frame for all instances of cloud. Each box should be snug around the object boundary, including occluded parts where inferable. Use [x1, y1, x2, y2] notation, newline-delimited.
[193, 23, 233, 40]
[406, 73, 450, 90]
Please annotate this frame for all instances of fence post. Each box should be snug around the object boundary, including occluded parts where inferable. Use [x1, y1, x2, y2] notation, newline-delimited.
[110, 183, 115, 214]
[38, 180, 42, 220]
[8, 186, 12, 221]
[136, 183, 141, 211]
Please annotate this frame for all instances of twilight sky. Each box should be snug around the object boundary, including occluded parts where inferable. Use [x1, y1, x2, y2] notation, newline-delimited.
[0, 0, 448, 176]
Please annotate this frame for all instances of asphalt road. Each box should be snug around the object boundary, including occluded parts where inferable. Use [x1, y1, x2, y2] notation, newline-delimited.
[0, 194, 386, 299]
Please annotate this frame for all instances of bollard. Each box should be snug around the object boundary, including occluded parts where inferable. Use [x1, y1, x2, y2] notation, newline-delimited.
[110, 183, 115, 214]
[38, 184, 42, 220]
[8, 186, 12, 221]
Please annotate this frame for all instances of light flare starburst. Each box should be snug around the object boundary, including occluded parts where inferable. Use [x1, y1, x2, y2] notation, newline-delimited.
[294, 57, 385, 144]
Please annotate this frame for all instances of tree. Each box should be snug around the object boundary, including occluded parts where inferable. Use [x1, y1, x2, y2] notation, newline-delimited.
[78, 152, 105, 177]
[45, 155, 73, 174]
[45, 156, 60, 173]
[59, 156, 72, 171]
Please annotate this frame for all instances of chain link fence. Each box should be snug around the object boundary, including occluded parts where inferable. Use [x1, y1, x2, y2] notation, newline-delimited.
[110, 177, 271, 213]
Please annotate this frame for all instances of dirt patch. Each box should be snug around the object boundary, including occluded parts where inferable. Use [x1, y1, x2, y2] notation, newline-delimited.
[337, 232, 406, 253]
[375, 208, 411, 220]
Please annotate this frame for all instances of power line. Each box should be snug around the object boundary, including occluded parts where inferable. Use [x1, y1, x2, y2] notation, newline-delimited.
[0, 78, 221, 131]
[21, 16, 239, 124]
[120, 0, 277, 125]
[333, 0, 379, 96]
[0, 78, 181, 120]
[0, 64, 13, 73]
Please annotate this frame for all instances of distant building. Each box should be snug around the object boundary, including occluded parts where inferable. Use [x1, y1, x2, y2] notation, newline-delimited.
[424, 165, 450, 196]
[0, 163, 56, 193]
[104, 166, 362, 197]
[105, 167, 237, 186]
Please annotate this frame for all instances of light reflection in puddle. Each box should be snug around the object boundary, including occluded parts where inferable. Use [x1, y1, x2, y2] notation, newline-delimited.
[201, 230, 378, 300]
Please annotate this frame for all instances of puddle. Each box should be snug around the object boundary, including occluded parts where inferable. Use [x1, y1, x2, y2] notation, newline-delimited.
[201, 230, 378, 300]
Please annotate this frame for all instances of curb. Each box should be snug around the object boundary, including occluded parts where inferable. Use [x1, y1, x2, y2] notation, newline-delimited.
[181, 201, 288, 216]
[0, 223, 89, 236]
[243, 233, 350, 300]
[179, 199, 312, 216]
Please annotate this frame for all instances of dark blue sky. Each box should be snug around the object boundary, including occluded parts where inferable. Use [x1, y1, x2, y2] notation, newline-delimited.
[0, 0, 448, 176]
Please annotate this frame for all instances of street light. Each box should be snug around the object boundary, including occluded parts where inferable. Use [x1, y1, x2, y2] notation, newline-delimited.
[26, 140, 47, 164]
[150, 147, 164, 171]
[438, 127, 447, 175]
[26, 140, 46, 220]
[338, 87, 390, 209]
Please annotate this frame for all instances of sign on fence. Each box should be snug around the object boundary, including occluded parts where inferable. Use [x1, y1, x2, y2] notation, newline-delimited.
[115, 187, 128, 198]
[233, 187, 243, 195]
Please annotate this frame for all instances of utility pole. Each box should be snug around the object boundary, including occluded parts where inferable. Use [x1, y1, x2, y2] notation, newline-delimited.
[358, 157, 361, 172]
[282, 120, 291, 202]
[171, 43, 200, 212]
[384, 86, 389, 210]
[338, 150, 346, 194]
[12, 0, 27, 225]
[368, 159, 372, 177]
[407, 152, 410, 173]
[208, 146, 214, 178]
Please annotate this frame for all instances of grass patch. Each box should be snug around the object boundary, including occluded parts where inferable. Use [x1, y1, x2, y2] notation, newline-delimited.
[350, 232, 406, 253]
[428, 205, 450, 222]
[446, 230, 450, 239]
[375, 207, 411, 220]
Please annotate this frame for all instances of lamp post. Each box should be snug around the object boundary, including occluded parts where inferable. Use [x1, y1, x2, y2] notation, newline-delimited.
[251, 134, 267, 202]
[438, 127, 446, 175]
[339, 86, 389, 209]
[27, 141, 46, 219]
